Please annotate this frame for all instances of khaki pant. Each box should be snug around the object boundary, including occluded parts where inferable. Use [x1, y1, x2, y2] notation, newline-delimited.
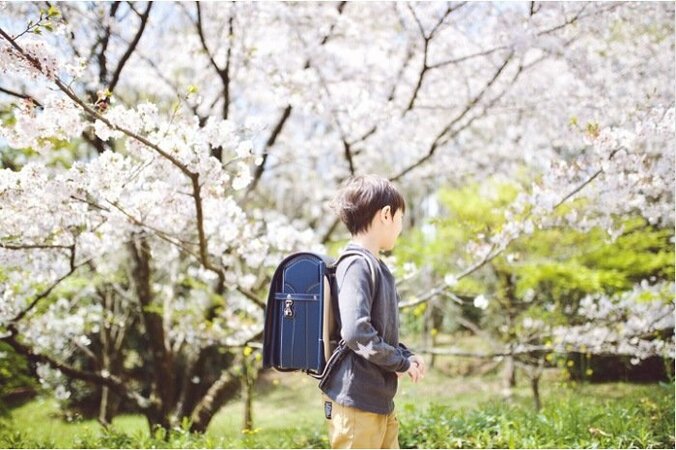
[322, 394, 400, 449]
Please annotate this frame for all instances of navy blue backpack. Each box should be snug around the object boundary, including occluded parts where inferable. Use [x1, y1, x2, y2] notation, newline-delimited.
[262, 250, 375, 380]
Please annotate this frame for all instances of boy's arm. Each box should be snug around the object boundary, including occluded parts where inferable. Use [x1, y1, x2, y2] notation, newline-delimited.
[337, 257, 411, 373]
[394, 292, 414, 359]
[398, 343, 414, 359]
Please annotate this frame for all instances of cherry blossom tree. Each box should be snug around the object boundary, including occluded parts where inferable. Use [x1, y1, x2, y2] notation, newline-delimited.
[394, 179, 674, 410]
[0, 0, 673, 431]
[0, 2, 321, 431]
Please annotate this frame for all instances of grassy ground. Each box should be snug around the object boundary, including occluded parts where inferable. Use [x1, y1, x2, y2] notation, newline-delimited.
[1, 365, 673, 448]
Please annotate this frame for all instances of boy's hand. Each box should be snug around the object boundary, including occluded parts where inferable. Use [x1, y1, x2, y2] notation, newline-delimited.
[409, 355, 427, 378]
[397, 355, 425, 383]
[397, 363, 421, 383]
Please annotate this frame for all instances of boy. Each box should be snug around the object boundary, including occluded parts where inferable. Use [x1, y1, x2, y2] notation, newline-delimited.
[321, 174, 427, 449]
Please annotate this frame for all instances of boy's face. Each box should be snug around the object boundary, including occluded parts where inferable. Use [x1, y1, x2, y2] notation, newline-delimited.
[381, 207, 404, 251]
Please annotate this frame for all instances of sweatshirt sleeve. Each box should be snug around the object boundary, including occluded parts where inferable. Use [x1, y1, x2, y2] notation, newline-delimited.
[395, 291, 414, 359]
[398, 342, 414, 359]
[337, 257, 411, 373]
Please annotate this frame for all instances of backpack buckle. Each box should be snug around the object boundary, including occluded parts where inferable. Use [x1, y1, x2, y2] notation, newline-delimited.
[284, 296, 295, 319]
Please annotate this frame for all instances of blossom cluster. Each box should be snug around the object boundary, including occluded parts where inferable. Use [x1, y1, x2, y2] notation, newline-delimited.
[550, 282, 675, 362]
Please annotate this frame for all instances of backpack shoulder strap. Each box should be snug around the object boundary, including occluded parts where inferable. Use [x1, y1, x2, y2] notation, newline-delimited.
[334, 250, 377, 292]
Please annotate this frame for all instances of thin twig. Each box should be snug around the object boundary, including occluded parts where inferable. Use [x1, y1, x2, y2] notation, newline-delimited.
[108, 2, 153, 93]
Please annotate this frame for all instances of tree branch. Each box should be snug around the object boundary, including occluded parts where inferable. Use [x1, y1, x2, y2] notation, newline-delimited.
[101, 197, 202, 258]
[195, 2, 232, 121]
[0, 27, 239, 302]
[246, 104, 292, 195]
[189, 175, 226, 292]
[1, 329, 151, 411]
[392, 51, 514, 182]
[108, 1, 153, 94]
[248, 1, 348, 193]
[0, 242, 72, 250]
[536, 3, 589, 36]
[398, 243, 495, 309]
[428, 44, 510, 70]
[0, 85, 42, 107]
[96, 2, 121, 84]
[399, 144, 627, 311]
[189, 365, 240, 433]
[339, 4, 417, 153]
[321, 217, 343, 245]
[195, 2, 223, 79]
[403, 2, 462, 114]
[0, 26, 198, 178]
[7, 245, 89, 324]
[236, 286, 265, 309]
[436, 53, 547, 149]
[415, 340, 666, 359]
[427, 3, 605, 71]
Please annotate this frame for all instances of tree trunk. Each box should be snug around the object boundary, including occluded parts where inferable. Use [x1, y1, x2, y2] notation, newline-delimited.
[422, 301, 432, 366]
[243, 360, 254, 432]
[98, 295, 112, 427]
[97, 286, 123, 427]
[190, 366, 242, 433]
[129, 235, 176, 430]
[243, 388, 253, 432]
[525, 355, 545, 412]
[530, 374, 541, 412]
[502, 349, 517, 400]
[98, 385, 111, 427]
[430, 302, 444, 369]
[502, 358, 514, 398]
[172, 352, 200, 423]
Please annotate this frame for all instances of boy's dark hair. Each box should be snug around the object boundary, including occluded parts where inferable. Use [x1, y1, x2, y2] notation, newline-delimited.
[331, 174, 406, 236]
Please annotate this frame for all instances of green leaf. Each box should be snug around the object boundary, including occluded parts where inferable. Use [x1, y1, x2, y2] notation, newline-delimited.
[47, 5, 60, 17]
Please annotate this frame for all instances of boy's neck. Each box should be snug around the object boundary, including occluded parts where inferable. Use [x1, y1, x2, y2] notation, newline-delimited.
[350, 235, 381, 258]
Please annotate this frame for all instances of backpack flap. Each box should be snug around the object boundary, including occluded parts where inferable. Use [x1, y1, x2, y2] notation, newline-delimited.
[262, 252, 335, 374]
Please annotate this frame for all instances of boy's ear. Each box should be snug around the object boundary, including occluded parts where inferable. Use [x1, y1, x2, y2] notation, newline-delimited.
[380, 205, 392, 221]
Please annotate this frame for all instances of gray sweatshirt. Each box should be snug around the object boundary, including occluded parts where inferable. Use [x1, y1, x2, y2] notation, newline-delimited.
[319, 243, 413, 415]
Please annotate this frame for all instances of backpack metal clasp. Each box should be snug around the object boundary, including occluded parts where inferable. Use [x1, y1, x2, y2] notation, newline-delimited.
[284, 295, 294, 319]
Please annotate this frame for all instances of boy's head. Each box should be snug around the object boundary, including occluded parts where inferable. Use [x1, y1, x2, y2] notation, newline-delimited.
[331, 174, 406, 251]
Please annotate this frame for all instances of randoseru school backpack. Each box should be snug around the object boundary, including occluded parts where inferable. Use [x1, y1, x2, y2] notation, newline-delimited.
[262, 250, 375, 381]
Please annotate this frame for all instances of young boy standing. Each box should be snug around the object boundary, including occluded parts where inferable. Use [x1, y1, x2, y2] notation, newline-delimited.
[321, 174, 427, 449]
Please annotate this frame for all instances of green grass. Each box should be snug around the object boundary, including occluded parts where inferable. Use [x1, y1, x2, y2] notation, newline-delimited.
[1, 368, 673, 448]
[399, 381, 675, 448]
